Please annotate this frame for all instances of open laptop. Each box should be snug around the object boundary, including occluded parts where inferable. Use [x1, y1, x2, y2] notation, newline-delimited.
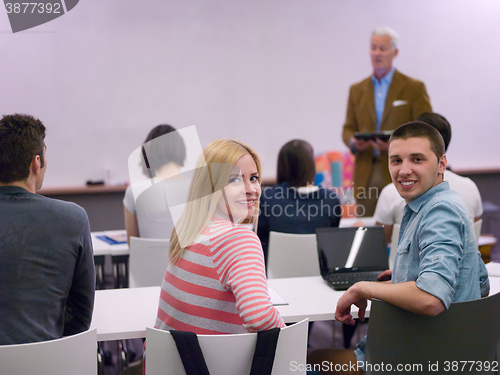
[316, 226, 389, 290]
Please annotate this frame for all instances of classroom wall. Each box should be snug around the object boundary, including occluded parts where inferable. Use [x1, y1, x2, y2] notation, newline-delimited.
[1, 0, 499, 187]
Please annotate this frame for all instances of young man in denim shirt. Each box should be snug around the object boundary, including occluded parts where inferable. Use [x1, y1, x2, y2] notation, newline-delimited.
[308, 121, 489, 374]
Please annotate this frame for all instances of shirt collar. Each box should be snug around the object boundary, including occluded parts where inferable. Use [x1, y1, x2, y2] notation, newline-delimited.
[406, 181, 450, 214]
[0, 185, 31, 195]
[372, 67, 395, 85]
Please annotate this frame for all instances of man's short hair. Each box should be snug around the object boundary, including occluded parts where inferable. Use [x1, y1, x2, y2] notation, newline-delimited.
[389, 121, 445, 161]
[372, 27, 399, 49]
[417, 112, 452, 152]
[0, 114, 46, 183]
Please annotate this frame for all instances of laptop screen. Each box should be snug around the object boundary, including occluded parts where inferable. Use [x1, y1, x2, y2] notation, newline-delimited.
[316, 226, 389, 275]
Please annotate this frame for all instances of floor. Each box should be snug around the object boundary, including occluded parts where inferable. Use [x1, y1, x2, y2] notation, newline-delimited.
[308, 319, 369, 352]
[101, 339, 144, 375]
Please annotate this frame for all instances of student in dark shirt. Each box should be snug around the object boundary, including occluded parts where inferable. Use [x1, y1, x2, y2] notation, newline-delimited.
[257, 139, 341, 264]
[0, 113, 95, 344]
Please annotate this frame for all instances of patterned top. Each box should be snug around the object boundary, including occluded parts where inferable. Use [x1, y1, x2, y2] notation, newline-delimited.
[155, 217, 285, 334]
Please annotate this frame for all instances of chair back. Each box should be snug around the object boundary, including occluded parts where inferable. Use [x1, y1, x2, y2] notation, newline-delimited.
[0, 329, 97, 375]
[388, 223, 400, 270]
[474, 218, 483, 241]
[365, 293, 500, 375]
[129, 236, 169, 288]
[145, 319, 309, 375]
[267, 232, 320, 279]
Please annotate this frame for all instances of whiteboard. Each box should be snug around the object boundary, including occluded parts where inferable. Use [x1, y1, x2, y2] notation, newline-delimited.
[1, 0, 499, 187]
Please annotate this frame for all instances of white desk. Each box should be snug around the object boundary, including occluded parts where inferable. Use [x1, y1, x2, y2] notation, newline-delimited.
[90, 277, 356, 341]
[268, 276, 364, 323]
[92, 231, 129, 257]
[90, 275, 500, 341]
[489, 275, 500, 294]
[486, 261, 500, 277]
[92, 231, 130, 288]
[90, 286, 160, 341]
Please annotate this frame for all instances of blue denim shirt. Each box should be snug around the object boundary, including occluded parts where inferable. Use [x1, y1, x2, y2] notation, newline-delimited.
[355, 181, 489, 367]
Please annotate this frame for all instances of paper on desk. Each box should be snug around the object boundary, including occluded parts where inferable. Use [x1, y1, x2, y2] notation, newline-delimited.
[268, 286, 288, 306]
[485, 262, 500, 277]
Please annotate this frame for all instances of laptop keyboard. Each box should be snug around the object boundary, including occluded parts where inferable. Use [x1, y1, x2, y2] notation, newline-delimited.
[325, 271, 381, 290]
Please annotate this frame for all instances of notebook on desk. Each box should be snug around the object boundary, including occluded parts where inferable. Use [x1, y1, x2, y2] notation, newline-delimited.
[96, 231, 127, 245]
[316, 226, 389, 290]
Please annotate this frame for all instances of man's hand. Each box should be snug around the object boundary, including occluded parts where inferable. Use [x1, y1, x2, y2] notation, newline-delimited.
[377, 269, 392, 282]
[335, 283, 368, 326]
[370, 138, 389, 151]
[351, 137, 371, 151]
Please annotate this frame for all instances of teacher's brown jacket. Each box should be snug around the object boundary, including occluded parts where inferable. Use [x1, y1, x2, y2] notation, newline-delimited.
[342, 69, 432, 199]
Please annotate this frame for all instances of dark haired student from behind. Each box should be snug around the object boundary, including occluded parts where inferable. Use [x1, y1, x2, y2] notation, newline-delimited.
[257, 139, 342, 264]
[0, 113, 95, 345]
[123, 124, 187, 243]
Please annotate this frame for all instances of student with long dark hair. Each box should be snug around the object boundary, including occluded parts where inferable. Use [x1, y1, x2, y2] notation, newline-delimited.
[257, 139, 342, 264]
[123, 124, 186, 243]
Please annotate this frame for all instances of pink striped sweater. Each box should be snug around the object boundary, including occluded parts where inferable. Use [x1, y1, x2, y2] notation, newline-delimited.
[155, 217, 285, 334]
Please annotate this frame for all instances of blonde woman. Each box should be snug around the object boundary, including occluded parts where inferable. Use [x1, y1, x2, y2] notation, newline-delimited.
[155, 139, 285, 334]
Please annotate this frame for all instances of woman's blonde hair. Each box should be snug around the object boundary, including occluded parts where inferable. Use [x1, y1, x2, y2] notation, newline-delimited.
[169, 139, 261, 263]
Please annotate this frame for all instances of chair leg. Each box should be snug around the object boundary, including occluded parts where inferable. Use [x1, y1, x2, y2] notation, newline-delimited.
[94, 255, 106, 290]
[342, 320, 358, 349]
[332, 320, 336, 346]
[97, 342, 105, 375]
[118, 339, 129, 375]
[112, 255, 130, 288]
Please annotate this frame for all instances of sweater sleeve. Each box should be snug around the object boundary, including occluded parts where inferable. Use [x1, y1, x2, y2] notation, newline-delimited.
[212, 226, 285, 332]
[342, 84, 359, 147]
[63, 207, 96, 336]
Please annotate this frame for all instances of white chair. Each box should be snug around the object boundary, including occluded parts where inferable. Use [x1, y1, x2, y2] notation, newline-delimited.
[145, 319, 309, 375]
[339, 216, 376, 228]
[129, 236, 170, 288]
[474, 218, 483, 242]
[123, 237, 170, 372]
[365, 293, 500, 375]
[267, 232, 320, 279]
[0, 329, 97, 375]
